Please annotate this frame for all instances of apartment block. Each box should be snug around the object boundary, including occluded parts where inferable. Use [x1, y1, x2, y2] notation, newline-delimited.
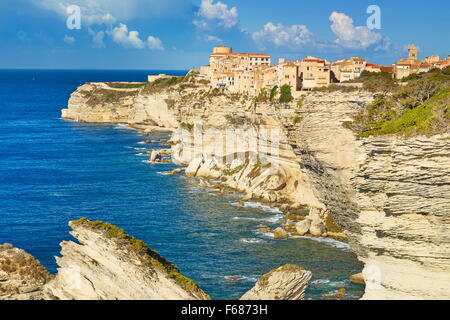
[331, 57, 367, 82]
[298, 57, 331, 89]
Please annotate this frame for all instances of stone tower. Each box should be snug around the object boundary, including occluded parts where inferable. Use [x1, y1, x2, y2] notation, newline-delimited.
[408, 44, 418, 60]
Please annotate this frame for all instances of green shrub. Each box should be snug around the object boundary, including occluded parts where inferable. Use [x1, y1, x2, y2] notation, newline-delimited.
[347, 67, 450, 137]
[279, 84, 293, 103]
[269, 86, 278, 101]
[293, 116, 303, 124]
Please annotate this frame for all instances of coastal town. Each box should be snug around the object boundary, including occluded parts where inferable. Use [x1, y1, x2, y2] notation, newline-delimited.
[149, 45, 450, 96]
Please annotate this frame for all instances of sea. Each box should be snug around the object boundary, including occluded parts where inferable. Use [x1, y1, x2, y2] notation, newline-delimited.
[0, 69, 364, 300]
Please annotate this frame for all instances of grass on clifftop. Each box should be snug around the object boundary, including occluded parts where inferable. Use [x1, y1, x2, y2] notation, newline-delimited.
[346, 67, 450, 137]
[71, 218, 210, 299]
[141, 76, 186, 94]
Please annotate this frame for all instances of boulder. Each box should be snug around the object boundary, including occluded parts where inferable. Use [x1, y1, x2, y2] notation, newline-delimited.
[240, 264, 312, 300]
[258, 227, 271, 234]
[273, 227, 289, 240]
[309, 221, 326, 236]
[150, 150, 161, 163]
[349, 273, 365, 285]
[196, 158, 222, 179]
[198, 180, 207, 188]
[185, 158, 203, 177]
[242, 193, 253, 201]
[295, 219, 312, 236]
[284, 220, 296, 233]
[160, 169, 182, 175]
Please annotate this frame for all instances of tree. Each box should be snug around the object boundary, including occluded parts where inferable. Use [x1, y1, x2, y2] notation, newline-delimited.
[269, 86, 278, 101]
[279, 84, 293, 103]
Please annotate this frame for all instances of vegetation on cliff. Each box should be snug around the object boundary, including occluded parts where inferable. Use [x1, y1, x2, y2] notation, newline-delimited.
[71, 218, 210, 299]
[0, 244, 53, 297]
[279, 84, 294, 103]
[141, 76, 186, 94]
[349, 70, 399, 93]
[346, 67, 450, 137]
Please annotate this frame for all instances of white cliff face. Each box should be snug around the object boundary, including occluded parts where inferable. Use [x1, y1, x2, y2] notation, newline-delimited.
[128, 93, 179, 130]
[61, 82, 450, 300]
[44, 219, 210, 300]
[352, 135, 450, 300]
[61, 83, 137, 123]
[241, 264, 312, 300]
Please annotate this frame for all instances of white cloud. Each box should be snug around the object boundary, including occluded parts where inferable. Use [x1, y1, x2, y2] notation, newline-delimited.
[63, 35, 76, 45]
[110, 23, 145, 49]
[35, 0, 117, 26]
[108, 24, 164, 50]
[89, 29, 105, 48]
[252, 12, 391, 52]
[252, 22, 314, 50]
[206, 35, 223, 43]
[329, 12, 389, 50]
[147, 36, 164, 51]
[34, 0, 165, 51]
[194, 0, 238, 29]
[34, 0, 188, 24]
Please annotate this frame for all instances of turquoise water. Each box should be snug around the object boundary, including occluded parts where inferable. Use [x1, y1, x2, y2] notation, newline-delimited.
[0, 70, 364, 300]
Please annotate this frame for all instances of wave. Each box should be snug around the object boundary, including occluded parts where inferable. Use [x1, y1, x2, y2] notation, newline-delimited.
[311, 279, 350, 287]
[238, 238, 266, 244]
[230, 201, 282, 214]
[290, 236, 351, 251]
[127, 147, 147, 151]
[258, 231, 351, 251]
[232, 214, 283, 224]
[224, 275, 259, 282]
[50, 193, 66, 197]
[113, 124, 133, 130]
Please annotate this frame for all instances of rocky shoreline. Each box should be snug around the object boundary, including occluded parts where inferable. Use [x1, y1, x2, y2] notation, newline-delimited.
[1, 219, 312, 300]
[54, 76, 450, 300]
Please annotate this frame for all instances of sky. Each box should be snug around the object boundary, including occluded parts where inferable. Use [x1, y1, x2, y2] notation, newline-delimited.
[1, 0, 449, 70]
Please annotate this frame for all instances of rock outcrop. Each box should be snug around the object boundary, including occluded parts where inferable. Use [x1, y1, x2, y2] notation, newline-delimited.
[0, 244, 53, 300]
[240, 264, 312, 300]
[60, 79, 450, 299]
[1, 222, 313, 301]
[44, 218, 210, 300]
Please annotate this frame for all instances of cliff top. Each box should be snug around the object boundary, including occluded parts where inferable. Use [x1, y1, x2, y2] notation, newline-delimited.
[70, 218, 210, 299]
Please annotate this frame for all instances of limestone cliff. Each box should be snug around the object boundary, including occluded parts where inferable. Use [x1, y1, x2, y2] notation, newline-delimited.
[1, 221, 312, 301]
[43, 218, 210, 300]
[61, 79, 450, 300]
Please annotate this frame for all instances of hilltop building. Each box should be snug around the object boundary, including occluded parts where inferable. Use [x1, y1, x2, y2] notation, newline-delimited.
[193, 45, 447, 97]
[393, 44, 449, 79]
[298, 57, 331, 89]
[331, 57, 367, 82]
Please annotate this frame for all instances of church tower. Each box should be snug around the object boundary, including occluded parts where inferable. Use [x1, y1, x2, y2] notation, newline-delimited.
[408, 44, 418, 60]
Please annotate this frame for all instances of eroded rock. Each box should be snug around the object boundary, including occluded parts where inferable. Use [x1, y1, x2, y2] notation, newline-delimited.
[240, 264, 312, 300]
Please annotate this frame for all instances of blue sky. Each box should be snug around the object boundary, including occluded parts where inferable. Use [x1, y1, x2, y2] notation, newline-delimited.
[1, 0, 449, 69]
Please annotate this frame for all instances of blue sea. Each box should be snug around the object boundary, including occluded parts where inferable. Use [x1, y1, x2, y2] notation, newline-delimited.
[0, 70, 364, 300]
